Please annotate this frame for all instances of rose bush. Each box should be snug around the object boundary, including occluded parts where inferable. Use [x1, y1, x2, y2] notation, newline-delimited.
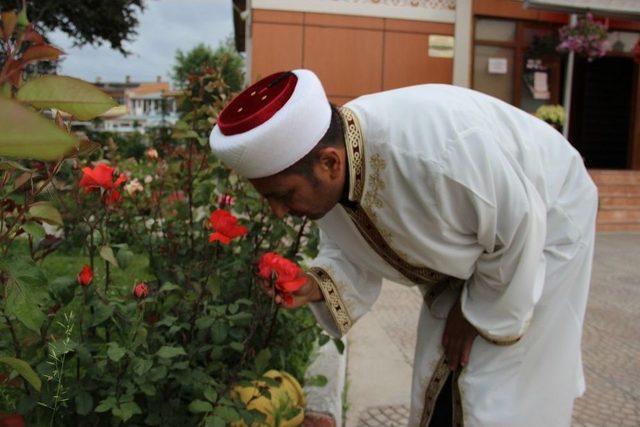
[1, 5, 329, 426]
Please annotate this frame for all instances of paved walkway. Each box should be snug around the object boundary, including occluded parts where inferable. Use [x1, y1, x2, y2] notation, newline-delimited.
[345, 233, 640, 427]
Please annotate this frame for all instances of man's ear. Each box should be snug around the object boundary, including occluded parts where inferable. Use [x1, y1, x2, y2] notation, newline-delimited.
[318, 147, 342, 178]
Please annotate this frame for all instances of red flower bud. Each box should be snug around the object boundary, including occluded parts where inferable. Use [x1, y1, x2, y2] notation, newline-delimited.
[77, 265, 93, 287]
[133, 282, 149, 299]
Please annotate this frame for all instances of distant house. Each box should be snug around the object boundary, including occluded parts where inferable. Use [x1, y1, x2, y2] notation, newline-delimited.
[90, 76, 180, 133]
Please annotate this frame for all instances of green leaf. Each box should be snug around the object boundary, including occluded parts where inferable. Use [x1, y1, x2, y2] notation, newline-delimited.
[0, 160, 31, 172]
[254, 348, 271, 375]
[203, 387, 218, 403]
[116, 248, 134, 270]
[211, 323, 228, 344]
[17, 76, 117, 120]
[117, 401, 142, 421]
[0, 356, 41, 391]
[188, 399, 213, 413]
[99, 246, 119, 268]
[305, 374, 328, 387]
[333, 338, 345, 355]
[48, 275, 75, 304]
[28, 201, 63, 226]
[49, 338, 77, 356]
[16, 7, 28, 27]
[156, 346, 186, 359]
[0, 97, 78, 161]
[204, 416, 226, 427]
[1, 257, 47, 333]
[229, 341, 244, 352]
[22, 222, 45, 240]
[107, 342, 126, 362]
[214, 406, 240, 422]
[95, 396, 116, 413]
[88, 301, 113, 327]
[132, 358, 153, 376]
[75, 390, 93, 415]
[159, 282, 182, 293]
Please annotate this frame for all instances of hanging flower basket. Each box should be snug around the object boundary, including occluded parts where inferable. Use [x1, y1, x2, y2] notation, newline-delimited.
[557, 13, 611, 61]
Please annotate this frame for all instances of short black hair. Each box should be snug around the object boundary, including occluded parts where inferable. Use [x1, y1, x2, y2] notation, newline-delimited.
[281, 103, 344, 180]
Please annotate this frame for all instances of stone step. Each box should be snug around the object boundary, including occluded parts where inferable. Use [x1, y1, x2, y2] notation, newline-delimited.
[597, 210, 640, 224]
[596, 184, 640, 197]
[597, 222, 640, 232]
[589, 169, 640, 185]
[599, 196, 640, 209]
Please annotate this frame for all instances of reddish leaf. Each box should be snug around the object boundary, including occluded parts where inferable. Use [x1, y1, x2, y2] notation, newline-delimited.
[21, 45, 64, 63]
[23, 25, 44, 45]
[3, 59, 24, 88]
[1, 12, 17, 42]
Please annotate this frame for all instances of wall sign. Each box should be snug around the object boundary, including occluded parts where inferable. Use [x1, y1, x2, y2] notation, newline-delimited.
[488, 58, 508, 74]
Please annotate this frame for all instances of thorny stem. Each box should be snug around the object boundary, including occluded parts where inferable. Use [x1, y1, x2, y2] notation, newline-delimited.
[4, 313, 21, 358]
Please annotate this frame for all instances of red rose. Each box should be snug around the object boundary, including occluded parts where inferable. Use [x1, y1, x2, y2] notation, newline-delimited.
[79, 163, 126, 205]
[208, 209, 248, 245]
[133, 282, 149, 299]
[257, 252, 307, 293]
[0, 413, 25, 427]
[77, 265, 93, 287]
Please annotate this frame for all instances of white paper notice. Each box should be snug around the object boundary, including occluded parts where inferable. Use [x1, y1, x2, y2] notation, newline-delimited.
[488, 58, 508, 74]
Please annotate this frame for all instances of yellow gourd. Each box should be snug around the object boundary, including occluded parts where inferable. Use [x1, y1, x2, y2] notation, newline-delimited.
[231, 370, 305, 427]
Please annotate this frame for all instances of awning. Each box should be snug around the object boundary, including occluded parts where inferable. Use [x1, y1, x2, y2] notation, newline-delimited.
[525, 0, 640, 19]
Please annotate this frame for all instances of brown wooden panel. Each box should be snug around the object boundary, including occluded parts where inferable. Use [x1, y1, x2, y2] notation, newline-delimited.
[251, 23, 303, 83]
[304, 12, 383, 30]
[537, 11, 569, 24]
[253, 9, 303, 25]
[473, 0, 538, 20]
[384, 18, 454, 35]
[328, 96, 354, 106]
[608, 18, 640, 32]
[383, 32, 453, 90]
[303, 26, 383, 97]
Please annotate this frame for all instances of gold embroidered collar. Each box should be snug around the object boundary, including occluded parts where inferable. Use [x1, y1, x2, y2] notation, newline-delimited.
[339, 107, 365, 204]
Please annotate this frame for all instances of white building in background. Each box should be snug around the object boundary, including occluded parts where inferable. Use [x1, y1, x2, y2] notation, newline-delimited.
[90, 77, 181, 133]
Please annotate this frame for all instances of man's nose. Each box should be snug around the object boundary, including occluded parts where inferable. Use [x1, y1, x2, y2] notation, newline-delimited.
[268, 199, 289, 219]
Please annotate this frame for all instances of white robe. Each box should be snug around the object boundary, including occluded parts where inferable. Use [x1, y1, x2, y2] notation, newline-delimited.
[305, 85, 598, 427]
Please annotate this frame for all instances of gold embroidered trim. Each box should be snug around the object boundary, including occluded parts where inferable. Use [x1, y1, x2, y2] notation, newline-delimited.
[362, 153, 386, 211]
[419, 354, 450, 427]
[339, 107, 365, 203]
[343, 204, 449, 287]
[307, 267, 352, 336]
[477, 329, 522, 346]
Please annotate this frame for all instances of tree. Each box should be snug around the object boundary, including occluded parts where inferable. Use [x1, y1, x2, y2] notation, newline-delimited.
[171, 39, 244, 91]
[0, 0, 145, 54]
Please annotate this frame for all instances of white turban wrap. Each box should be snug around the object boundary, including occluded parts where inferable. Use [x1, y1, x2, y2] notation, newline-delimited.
[209, 69, 331, 179]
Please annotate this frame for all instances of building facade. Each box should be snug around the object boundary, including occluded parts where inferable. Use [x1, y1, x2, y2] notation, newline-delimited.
[232, 0, 640, 171]
[91, 77, 179, 133]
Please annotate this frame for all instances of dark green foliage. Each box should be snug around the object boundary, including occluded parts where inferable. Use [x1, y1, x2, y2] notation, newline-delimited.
[171, 40, 244, 91]
[0, 0, 145, 54]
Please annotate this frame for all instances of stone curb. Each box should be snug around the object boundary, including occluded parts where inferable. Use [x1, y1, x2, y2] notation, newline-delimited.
[303, 338, 348, 427]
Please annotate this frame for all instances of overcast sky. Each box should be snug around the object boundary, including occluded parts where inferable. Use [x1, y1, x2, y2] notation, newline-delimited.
[48, 0, 235, 85]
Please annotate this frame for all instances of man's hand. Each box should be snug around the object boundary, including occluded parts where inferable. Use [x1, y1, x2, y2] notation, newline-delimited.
[442, 295, 478, 371]
[257, 272, 323, 309]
